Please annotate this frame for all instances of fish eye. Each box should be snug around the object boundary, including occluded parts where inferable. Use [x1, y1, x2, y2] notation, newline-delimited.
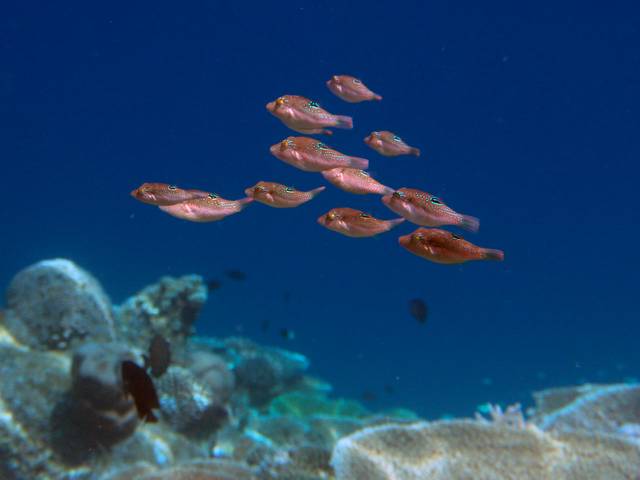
[255, 185, 267, 192]
[208, 193, 219, 199]
[451, 233, 462, 240]
[327, 212, 337, 221]
[359, 170, 370, 176]
[308, 101, 320, 109]
[373, 131, 381, 137]
[393, 135, 402, 142]
[352, 78, 362, 85]
[284, 186, 295, 193]
[430, 196, 442, 205]
[359, 212, 371, 218]
[392, 191, 405, 199]
[316, 142, 328, 150]
[168, 185, 177, 190]
[412, 233, 424, 242]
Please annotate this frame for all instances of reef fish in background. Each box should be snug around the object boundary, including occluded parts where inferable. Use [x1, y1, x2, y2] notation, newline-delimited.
[121, 360, 160, 422]
[158, 193, 253, 222]
[408, 298, 428, 324]
[245, 181, 325, 208]
[266, 95, 353, 135]
[206, 279, 222, 292]
[321, 167, 394, 195]
[382, 188, 479, 232]
[364, 131, 421, 157]
[318, 207, 405, 238]
[225, 269, 247, 281]
[326, 75, 382, 103]
[270, 137, 368, 172]
[399, 228, 504, 264]
[280, 328, 296, 341]
[130, 183, 211, 206]
[143, 334, 171, 378]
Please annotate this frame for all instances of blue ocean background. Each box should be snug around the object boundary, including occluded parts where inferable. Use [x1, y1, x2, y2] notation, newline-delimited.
[2, 1, 638, 420]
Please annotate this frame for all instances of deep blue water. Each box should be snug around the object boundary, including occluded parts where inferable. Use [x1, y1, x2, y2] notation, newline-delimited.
[2, 1, 639, 419]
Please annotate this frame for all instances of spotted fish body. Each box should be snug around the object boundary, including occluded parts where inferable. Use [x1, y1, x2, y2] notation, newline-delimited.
[245, 181, 325, 208]
[270, 136, 369, 172]
[399, 228, 504, 264]
[317, 207, 404, 238]
[266, 95, 353, 135]
[130, 183, 211, 206]
[321, 167, 394, 195]
[326, 75, 382, 103]
[364, 131, 421, 157]
[382, 187, 479, 232]
[158, 193, 253, 222]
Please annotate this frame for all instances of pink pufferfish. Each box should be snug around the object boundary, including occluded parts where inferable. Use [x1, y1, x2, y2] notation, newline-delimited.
[266, 95, 353, 135]
[245, 181, 325, 208]
[321, 167, 394, 195]
[158, 193, 253, 222]
[382, 187, 479, 232]
[364, 131, 421, 157]
[270, 137, 368, 172]
[326, 75, 382, 103]
[318, 207, 404, 238]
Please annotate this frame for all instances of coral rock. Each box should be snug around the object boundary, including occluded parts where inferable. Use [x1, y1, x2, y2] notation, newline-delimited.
[535, 383, 640, 434]
[188, 351, 235, 404]
[115, 275, 207, 358]
[51, 342, 139, 464]
[4, 258, 115, 350]
[331, 420, 640, 480]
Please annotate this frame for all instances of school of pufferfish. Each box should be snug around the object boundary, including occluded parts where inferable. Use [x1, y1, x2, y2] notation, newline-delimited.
[131, 75, 504, 265]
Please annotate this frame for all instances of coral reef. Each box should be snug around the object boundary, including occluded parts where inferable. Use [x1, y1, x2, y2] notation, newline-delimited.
[4, 258, 115, 350]
[331, 420, 640, 480]
[1, 258, 640, 479]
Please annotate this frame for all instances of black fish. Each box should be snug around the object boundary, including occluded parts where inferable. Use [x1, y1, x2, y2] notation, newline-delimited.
[361, 390, 377, 402]
[144, 334, 171, 377]
[280, 328, 295, 341]
[121, 360, 160, 423]
[225, 269, 247, 281]
[408, 298, 428, 324]
[206, 279, 222, 292]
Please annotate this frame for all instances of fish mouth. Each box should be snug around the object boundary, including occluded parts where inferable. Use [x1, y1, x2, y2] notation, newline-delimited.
[244, 187, 254, 197]
[266, 101, 276, 112]
[398, 235, 410, 247]
[381, 195, 391, 206]
[130, 188, 139, 198]
[317, 215, 326, 226]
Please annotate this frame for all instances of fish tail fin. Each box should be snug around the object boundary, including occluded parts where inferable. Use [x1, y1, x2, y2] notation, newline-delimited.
[373, 93, 383, 101]
[459, 215, 480, 232]
[237, 197, 254, 209]
[410, 147, 421, 157]
[387, 218, 405, 229]
[334, 115, 353, 129]
[381, 185, 395, 195]
[309, 186, 326, 198]
[347, 157, 369, 169]
[483, 249, 504, 262]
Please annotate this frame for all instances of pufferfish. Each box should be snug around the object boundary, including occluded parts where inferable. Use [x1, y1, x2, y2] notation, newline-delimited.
[245, 181, 325, 208]
[326, 75, 382, 103]
[158, 193, 253, 222]
[382, 187, 479, 232]
[364, 131, 421, 157]
[266, 95, 353, 135]
[399, 228, 504, 264]
[317, 207, 404, 238]
[270, 136, 369, 172]
[321, 167, 394, 195]
[130, 182, 210, 206]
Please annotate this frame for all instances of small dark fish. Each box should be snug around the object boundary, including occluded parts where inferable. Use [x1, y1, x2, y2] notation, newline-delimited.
[225, 270, 247, 281]
[280, 328, 295, 341]
[261, 319, 270, 332]
[409, 298, 428, 324]
[384, 384, 395, 395]
[361, 390, 377, 402]
[144, 334, 171, 378]
[206, 279, 222, 292]
[121, 360, 160, 423]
